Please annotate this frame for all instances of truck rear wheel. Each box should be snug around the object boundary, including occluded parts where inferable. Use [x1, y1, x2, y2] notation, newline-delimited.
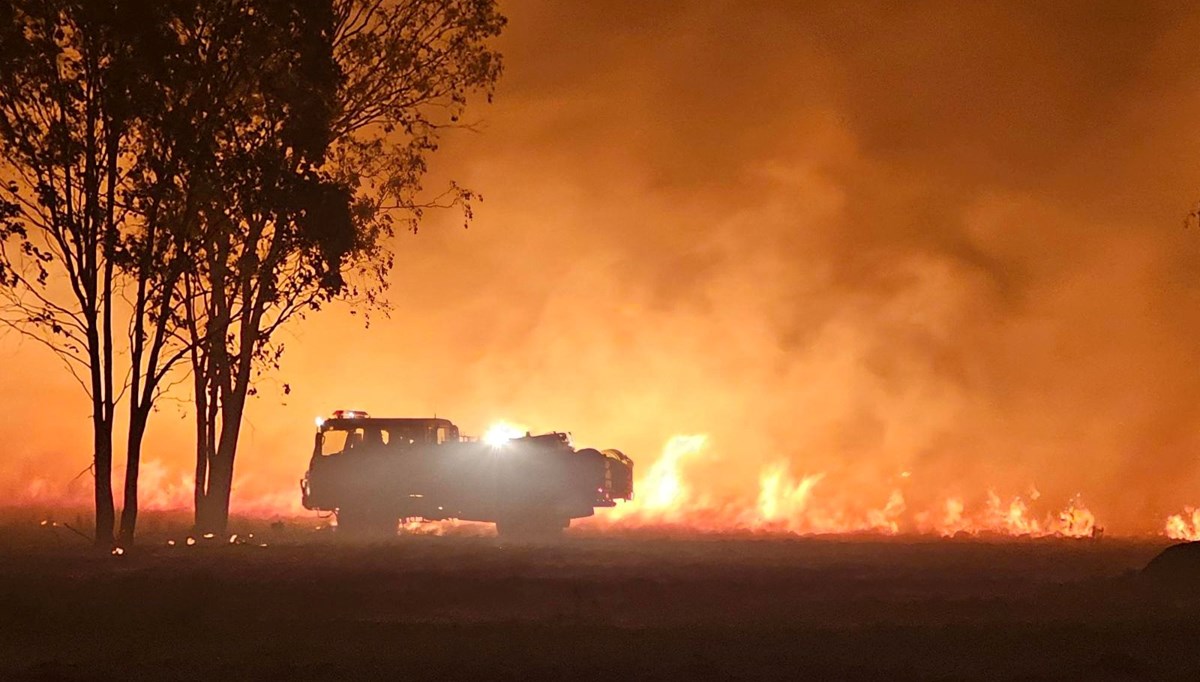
[495, 514, 568, 541]
[336, 506, 397, 539]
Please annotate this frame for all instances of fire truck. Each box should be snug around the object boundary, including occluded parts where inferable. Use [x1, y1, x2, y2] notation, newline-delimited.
[301, 411, 634, 537]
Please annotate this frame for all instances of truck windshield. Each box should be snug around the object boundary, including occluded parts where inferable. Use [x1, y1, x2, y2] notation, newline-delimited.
[320, 427, 370, 456]
[319, 422, 454, 455]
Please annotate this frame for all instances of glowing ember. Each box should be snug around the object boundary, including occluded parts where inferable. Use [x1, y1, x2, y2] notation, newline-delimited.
[111, 547, 124, 556]
[185, 537, 196, 546]
[398, 518, 492, 536]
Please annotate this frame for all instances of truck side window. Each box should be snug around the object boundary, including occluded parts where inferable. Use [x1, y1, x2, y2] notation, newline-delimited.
[321, 428, 366, 456]
[321, 430, 347, 456]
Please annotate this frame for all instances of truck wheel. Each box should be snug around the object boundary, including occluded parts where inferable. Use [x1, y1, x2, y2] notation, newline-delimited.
[496, 514, 568, 541]
[336, 506, 397, 539]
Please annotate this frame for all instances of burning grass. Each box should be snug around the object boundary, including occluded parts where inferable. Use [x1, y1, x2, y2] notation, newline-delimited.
[584, 435, 1106, 539]
[10, 433, 1200, 541]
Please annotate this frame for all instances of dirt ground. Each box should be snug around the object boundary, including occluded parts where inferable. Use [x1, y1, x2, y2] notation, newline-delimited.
[1, 512, 1198, 681]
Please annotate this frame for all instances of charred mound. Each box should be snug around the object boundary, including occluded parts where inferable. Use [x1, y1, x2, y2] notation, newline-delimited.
[1142, 542, 1200, 588]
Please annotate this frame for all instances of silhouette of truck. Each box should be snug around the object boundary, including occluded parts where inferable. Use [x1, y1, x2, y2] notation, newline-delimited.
[301, 411, 634, 537]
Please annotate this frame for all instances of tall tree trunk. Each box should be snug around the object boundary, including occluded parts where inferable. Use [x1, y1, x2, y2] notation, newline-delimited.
[118, 408, 149, 544]
[200, 385, 250, 535]
[104, 123, 128, 544]
[185, 271, 211, 531]
[88, 310, 113, 546]
[193, 333, 221, 531]
[92, 417, 114, 547]
[203, 451, 233, 535]
[193, 388, 209, 530]
[200, 283, 264, 534]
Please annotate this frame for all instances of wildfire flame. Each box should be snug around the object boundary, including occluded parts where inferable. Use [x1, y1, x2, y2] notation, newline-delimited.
[11, 429, 1195, 539]
[591, 434, 1102, 538]
[1165, 508, 1200, 541]
[636, 434, 707, 513]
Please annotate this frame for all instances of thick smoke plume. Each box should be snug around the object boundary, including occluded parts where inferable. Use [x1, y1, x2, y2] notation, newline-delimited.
[6, 1, 1200, 534]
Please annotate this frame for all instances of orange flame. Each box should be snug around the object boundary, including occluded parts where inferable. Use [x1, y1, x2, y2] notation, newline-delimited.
[8, 432, 1183, 540]
[588, 434, 1102, 538]
[1165, 508, 1200, 541]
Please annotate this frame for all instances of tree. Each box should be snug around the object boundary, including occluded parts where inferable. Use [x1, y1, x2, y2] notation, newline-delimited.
[0, 0, 505, 542]
[180, 0, 356, 532]
[114, 0, 359, 542]
[0, 0, 356, 544]
[110, 0, 256, 542]
[0, 0, 161, 545]
[188, 0, 505, 533]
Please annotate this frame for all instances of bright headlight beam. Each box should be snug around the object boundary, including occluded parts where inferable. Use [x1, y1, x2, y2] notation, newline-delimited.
[483, 422, 525, 447]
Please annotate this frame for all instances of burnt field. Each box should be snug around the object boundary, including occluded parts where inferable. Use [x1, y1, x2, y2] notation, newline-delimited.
[1, 515, 1198, 681]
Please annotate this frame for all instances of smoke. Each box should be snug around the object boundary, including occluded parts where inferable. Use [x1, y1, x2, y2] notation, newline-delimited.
[6, 1, 1200, 533]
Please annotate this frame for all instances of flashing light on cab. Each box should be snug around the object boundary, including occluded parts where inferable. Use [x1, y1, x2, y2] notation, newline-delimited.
[316, 410, 369, 430]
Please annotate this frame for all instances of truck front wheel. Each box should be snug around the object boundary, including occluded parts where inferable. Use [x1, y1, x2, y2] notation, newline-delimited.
[336, 506, 397, 539]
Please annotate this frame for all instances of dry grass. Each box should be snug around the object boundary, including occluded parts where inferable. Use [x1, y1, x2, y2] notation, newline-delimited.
[0, 509, 1195, 680]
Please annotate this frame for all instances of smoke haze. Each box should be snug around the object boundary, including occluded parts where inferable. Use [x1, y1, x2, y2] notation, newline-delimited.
[6, 0, 1200, 532]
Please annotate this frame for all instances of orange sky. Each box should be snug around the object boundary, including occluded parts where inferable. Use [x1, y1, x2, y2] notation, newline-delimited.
[7, 1, 1200, 532]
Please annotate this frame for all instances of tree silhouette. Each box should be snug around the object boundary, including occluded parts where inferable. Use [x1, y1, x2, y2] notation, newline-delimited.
[0, 0, 186, 545]
[1, 0, 504, 541]
[115, 0, 344, 542]
[186, 0, 505, 533]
